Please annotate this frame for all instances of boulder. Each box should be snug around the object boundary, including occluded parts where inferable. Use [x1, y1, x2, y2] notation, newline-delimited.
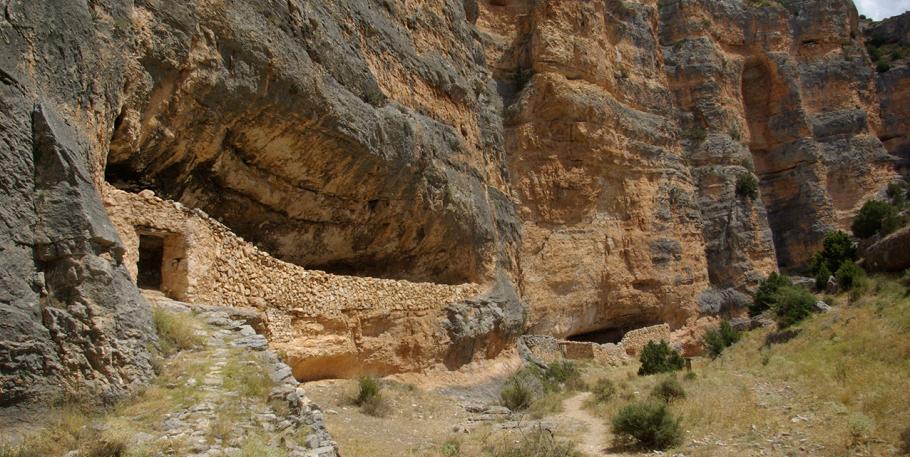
[863, 226, 910, 272]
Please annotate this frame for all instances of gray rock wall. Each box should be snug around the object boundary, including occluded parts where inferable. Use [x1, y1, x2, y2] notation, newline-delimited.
[1, 0, 157, 405]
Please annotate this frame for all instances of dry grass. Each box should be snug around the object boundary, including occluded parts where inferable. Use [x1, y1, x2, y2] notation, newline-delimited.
[223, 351, 274, 401]
[153, 308, 205, 355]
[527, 391, 569, 419]
[0, 317, 213, 457]
[0, 406, 150, 457]
[583, 274, 910, 455]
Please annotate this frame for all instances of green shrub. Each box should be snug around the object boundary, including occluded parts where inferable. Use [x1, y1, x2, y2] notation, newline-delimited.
[651, 377, 686, 403]
[772, 285, 816, 328]
[847, 413, 875, 447]
[441, 437, 462, 457]
[814, 263, 832, 292]
[750, 272, 791, 316]
[809, 231, 857, 275]
[611, 401, 684, 450]
[500, 377, 534, 411]
[835, 260, 866, 292]
[702, 320, 741, 358]
[735, 173, 759, 200]
[360, 392, 389, 417]
[852, 200, 899, 239]
[638, 341, 685, 376]
[683, 371, 697, 381]
[355, 376, 380, 406]
[683, 127, 707, 142]
[591, 378, 616, 404]
[354, 376, 388, 417]
[543, 360, 584, 391]
[877, 61, 892, 73]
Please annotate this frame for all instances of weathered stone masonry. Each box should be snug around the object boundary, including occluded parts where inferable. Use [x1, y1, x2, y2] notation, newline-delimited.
[104, 186, 488, 380]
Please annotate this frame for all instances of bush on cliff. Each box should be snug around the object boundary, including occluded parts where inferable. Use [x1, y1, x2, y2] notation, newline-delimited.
[772, 285, 816, 328]
[750, 272, 791, 316]
[703, 320, 741, 358]
[638, 341, 685, 376]
[808, 231, 857, 276]
[735, 173, 759, 200]
[852, 200, 898, 239]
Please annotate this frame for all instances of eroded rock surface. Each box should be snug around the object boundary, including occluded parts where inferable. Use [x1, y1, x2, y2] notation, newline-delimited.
[661, 0, 896, 279]
[0, 4, 158, 408]
[1, 0, 908, 408]
[866, 12, 910, 173]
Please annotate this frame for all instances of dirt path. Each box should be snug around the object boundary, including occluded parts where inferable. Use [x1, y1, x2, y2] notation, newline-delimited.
[557, 392, 611, 456]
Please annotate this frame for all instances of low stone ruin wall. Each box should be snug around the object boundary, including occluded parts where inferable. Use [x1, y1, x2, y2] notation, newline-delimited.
[103, 187, 493, 380]
[521, 323, 673, 367]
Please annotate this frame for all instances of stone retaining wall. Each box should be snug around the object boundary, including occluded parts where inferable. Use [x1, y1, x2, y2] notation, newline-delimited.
[103, 186, 488, 380]
[520, 323, 674, 368]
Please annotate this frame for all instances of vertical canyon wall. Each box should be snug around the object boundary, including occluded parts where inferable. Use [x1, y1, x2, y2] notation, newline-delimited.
[1, 0, 907, 407]
[0, 1, 157, 407]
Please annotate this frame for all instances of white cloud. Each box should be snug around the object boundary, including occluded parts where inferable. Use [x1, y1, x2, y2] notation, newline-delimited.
[854, 0, 910, 20]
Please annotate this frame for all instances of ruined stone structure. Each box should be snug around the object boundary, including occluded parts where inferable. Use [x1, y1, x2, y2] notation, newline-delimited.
[104, 186, 514, 380]
[521, 323, 673, 368]
[2, 0, 908, 407]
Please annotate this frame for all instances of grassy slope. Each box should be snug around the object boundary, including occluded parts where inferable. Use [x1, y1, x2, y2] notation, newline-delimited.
[585, 274, 910, 456]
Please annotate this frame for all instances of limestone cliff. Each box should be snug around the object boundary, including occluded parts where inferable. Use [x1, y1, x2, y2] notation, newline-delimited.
[865, 11, 910, 174]
[1, 0, 906, 407]
[477, 0, 711, 338]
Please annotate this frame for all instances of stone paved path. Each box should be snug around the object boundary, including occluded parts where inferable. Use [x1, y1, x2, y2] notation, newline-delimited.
[144, 294, 338, 457]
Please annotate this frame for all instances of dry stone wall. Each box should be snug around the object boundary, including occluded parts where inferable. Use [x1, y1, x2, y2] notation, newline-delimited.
[520, 323, 674, 368]
[104, 186, 496, 380]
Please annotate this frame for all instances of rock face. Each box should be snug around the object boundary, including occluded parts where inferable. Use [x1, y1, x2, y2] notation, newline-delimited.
[866, 12, 910, 174]
[863, 225, 910, 272]
[478, 0, 712, 339]
[1, 0, 907, 407]
[662, 0, 895, 277]
[105, 0, 519, 286]
[1, 18, 158, 407]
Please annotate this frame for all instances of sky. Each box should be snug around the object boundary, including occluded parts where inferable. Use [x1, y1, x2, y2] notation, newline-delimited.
[854, 0, 910, 20]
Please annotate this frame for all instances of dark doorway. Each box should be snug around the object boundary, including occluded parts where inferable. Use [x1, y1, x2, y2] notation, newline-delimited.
[137, 234, 164, 290]
[567, 327, 626, 345]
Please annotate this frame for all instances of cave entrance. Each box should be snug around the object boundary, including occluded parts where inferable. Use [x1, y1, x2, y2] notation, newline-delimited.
[136, 229, 188, 300]
[567, 320, 659, 345]
[567, 327, 626, 344]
